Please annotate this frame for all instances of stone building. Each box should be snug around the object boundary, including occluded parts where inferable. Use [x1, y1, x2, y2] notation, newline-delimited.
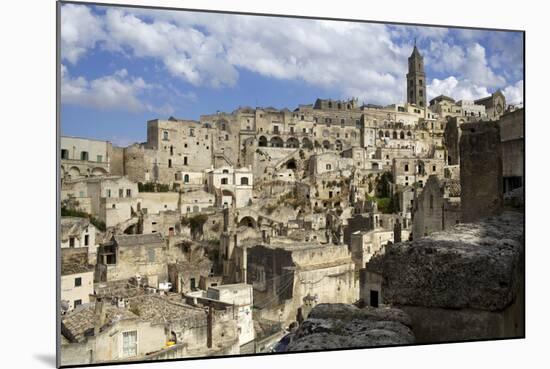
[411, 175, 461, 239]
[206, 284, 254, 346]
[96, 233, 168, 287]
[205, 166, 253, 208]
[61, 136, 112, 179]
[62, 176, 140, 228]
[60, 301, 170, 366]
[126, 294, 239, 357]
[392, 157, 445, 188]
[429, 95, 463, 119]
[61, 217, 98, 263]
[246, 241, 356, 325]
[61, 248, 94, 312]
[349, 229, 394, 270]
[180, 190, 216, 214]
[406, 43, 427, 108]
[474, 90, 507, 121]
[168, 259, 213, 293]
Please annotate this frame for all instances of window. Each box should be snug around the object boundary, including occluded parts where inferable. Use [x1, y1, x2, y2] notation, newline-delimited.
[147, 249, 155, 262]
[112, 204, 116, 209]
[163, 131, 169, 140]
[168, 159, 172, 168]
[96, 155, 102, 162]
[189, 128, 195, 137]
[107, 189, 111, 198]
[221, 178, 228, 185]
[190, 278, 196, 290]
[170, 146, 174, 155]
[125, 189, 131, 197]
[74, 299, 82, 308]
[300, 115, 304, 121]
[290, 126, 294, 133]
[84, 235, 89, 246]
[405, 164, 409, 172]
[240, 177, 249, 185]
[419, 79, 423, 86]
[326, 164, 332, 170]
[80, 151, 89, 161]
[122, 331, 138, 358]
[225, 135, 229, 141]
[432, 165, 436, 172]
[184, 157, 188, 166]
[273, 126, 279, 133]
[61, 149, 69, 159]
[184, 174, 189, 183]
[74, 277, 82, 287]
[69, 237, 75, 247]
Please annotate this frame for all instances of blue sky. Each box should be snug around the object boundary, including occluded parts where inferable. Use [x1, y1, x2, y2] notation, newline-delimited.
[60, 3, 524, 146]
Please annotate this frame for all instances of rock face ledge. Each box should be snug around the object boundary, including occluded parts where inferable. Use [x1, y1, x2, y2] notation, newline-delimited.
[367, 212, 524, 311]
[285, 303, 414, 352]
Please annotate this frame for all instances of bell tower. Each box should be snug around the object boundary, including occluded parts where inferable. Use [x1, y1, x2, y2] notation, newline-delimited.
[406, 40, 426, 107]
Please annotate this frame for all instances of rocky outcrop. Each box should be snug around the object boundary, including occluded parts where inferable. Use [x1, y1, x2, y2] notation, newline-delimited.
[367, 212, 523, 311]
[285, 304, 414, 352]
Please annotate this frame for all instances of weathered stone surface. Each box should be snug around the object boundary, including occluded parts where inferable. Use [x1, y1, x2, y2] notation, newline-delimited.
[368, 212, 523, 311]
[460, 121, 503, 223]
[285, 303, 414, 351]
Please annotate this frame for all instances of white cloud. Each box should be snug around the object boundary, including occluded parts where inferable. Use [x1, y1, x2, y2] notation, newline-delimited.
[502, 80, 524, 105]
[428, 76, 490, 101]
[61, 5, 410, 104]
[61, 64, 173, 115]
[61, 4, 105, 64]
[427, 41, 506, 88]
[60, 5, 521, 107]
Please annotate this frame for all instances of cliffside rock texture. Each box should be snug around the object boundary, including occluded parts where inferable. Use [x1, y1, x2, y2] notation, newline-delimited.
[285, 303, 414, 351]
[367, 212, 523, 311]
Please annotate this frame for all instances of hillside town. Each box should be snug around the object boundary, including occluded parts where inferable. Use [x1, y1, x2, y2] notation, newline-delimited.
[59, 44, 524, 365]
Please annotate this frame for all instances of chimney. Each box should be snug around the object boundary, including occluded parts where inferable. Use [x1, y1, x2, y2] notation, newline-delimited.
[94, 298, 106, 336]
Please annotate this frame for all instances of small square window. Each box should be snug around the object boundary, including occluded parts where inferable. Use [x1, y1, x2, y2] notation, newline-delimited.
[74, 277, 82, 287]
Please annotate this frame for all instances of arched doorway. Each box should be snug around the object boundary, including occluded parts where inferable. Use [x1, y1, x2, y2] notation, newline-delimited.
[238, 216, 257, 228]
[270, 136, 284, 148]
[286, 137, 300, 148]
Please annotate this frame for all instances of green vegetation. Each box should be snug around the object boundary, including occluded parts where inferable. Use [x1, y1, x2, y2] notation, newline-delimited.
[61, 195, 106, 231]
[376, 172, 393, 198]
[138, 182, 170, 192]
[366, 195, 397, 214]
[189, 214, 208, 239]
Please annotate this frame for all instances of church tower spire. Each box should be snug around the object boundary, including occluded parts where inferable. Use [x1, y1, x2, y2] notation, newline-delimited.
[407, 42, 426, 107]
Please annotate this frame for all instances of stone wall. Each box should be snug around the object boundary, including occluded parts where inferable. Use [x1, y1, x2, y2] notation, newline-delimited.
[460, 121, 503, 223]
[365, 212, 524, 342]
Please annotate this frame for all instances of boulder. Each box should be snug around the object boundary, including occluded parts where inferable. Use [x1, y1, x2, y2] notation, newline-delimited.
[285, 303, 414, 352]
[367, 212, 523, 311]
